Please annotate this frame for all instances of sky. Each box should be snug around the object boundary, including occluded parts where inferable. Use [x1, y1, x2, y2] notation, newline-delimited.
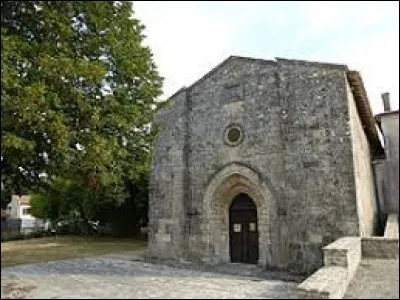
[134, 1, 399, 114]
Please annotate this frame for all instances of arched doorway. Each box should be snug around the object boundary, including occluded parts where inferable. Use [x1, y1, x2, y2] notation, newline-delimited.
[202, 163, 277, 267]
[229, 193, 258, 264]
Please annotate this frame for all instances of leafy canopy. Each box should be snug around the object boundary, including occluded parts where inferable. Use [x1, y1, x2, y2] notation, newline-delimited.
[1, 1, 163, 208]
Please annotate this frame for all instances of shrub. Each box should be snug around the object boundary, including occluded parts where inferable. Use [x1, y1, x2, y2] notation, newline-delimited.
[1, 231, 25, 242]
[1, 229, 52, 242]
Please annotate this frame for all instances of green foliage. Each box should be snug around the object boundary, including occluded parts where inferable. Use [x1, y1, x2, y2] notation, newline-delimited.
[30, 171, 149, 236]
[1, 231, 25, 242]
[30, 176, 118, 219]
[1, 1, 162, 209]
[1, 179, 13, 209]
[30, 192, 50, 219]
[95, 171, 150, 237]
[1, 1, 162, 229]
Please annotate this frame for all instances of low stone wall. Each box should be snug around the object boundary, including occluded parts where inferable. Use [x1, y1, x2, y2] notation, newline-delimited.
[297, 237, 361, 299]
[359, 214, 399, 259]
[361, 237, 399, 259]
[297, 234, 400, 299]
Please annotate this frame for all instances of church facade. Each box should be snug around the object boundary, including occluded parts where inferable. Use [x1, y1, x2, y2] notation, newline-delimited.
[147, 56, 384, 274]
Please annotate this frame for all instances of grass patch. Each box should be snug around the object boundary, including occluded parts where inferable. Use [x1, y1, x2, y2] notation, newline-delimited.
[1, 235, 147, 268]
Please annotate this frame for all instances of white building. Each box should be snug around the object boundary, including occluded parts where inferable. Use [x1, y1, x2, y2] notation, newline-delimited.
[7, 195, 45, 233]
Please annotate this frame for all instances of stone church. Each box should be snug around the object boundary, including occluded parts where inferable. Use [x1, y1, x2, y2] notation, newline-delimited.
[147, 56, 386, 274]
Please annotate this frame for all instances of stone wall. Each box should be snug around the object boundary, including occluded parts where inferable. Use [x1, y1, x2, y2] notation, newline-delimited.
[147, 89, 188, 259]
[346, 82, 378, 236]
[185, 58, 284, 266]
[278, 60, 360, 272]
[149, 56, 375, 274]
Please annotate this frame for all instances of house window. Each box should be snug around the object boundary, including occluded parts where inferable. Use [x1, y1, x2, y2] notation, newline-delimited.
[22, 207, 31, 215]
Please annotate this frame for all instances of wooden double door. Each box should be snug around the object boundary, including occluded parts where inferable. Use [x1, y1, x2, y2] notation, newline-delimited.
[229, 193, 259, 264]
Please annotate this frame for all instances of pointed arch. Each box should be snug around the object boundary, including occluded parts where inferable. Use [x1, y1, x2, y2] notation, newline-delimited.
[201, 163, 278, 266]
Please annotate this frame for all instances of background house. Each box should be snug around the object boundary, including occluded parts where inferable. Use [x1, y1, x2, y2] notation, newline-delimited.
[373, 93, 399, 231]
[7, 195, 45, 233]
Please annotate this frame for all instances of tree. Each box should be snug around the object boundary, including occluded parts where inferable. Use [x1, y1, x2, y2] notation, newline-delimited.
[1, 1, 163, 209]
[30, 171, 150, 236]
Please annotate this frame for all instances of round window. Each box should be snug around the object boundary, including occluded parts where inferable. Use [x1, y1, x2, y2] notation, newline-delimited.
[224, 124, 244, 146]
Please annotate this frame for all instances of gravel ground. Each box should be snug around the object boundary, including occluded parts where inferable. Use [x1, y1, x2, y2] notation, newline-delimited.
[3, 251, 396, 299]
[1, 255, 299, 299]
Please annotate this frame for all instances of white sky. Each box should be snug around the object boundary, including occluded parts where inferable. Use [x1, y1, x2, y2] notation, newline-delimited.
[134, 1, 399, 114]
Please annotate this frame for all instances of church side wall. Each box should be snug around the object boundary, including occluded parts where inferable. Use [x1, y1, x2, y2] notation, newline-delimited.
[346, 81, 378, 236]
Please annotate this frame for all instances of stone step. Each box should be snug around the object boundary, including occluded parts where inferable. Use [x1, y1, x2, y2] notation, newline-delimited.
[297, 266, 348, 299]
[298, 237, 362, 299]
[323, 237, 361, 279]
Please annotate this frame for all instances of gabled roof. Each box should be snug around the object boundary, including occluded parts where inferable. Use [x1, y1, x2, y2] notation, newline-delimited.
[168, 55, 384, 155]
[184, 56, 276, 92]
[181, 55, 348, 93]
[275, 57, 348, 70]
